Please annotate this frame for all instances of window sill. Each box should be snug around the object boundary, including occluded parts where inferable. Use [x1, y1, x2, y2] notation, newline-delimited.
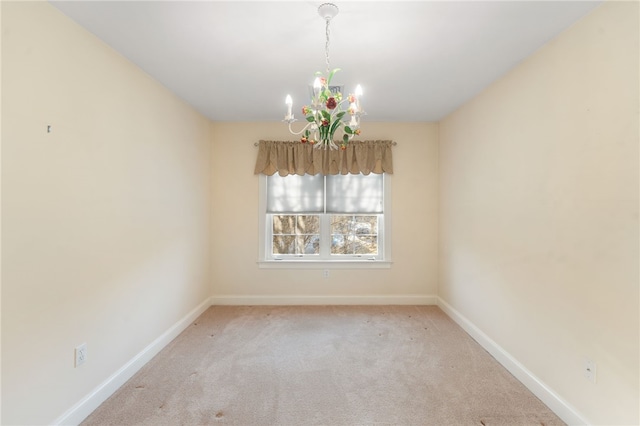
[257, 260, 393, 269]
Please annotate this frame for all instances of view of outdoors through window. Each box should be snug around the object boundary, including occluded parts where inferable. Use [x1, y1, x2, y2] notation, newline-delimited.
[331, 215, 378, 255]
[272, 214, 378, 256]
[272, 215, 320, 254]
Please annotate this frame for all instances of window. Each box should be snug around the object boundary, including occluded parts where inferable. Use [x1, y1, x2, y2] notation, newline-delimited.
[259, 173, 391, 266]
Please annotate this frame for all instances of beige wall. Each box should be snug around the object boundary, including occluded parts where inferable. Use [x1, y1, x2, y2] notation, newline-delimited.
[211, 122, 438, 302]
[1, 3, 211, 425]
[439, 2, 639, 424]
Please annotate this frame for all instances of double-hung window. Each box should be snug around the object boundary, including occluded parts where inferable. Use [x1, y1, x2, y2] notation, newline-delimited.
[259, 173, 391, 266]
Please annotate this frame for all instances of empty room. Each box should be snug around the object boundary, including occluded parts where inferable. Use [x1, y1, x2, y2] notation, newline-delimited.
[1, 1, 638, 425]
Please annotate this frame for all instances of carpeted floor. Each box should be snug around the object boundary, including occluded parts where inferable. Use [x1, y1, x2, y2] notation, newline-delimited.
[81, 305, 564, 425]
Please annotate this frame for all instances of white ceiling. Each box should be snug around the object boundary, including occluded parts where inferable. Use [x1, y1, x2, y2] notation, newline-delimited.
[50, 1, 602, 122]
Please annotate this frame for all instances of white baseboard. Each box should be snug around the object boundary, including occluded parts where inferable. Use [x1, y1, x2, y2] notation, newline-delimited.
[212, 294, 438, 306]
[436, 297, 590, 426]
[53, 297, 212, 426]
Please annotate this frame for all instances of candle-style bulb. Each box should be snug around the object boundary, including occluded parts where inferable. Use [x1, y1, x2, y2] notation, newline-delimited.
[313, 78, 322, 102]
[285, 95, 293, 120]
[355, 85, 363, 112]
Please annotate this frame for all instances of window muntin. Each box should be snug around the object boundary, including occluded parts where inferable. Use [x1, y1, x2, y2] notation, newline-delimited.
[265, 173, 386, 261]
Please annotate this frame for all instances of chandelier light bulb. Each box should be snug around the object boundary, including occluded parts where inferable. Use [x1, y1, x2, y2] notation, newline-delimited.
[285, 95, 293, 120]
[313, 77, 322, 101]
[355, 85, 363, 111]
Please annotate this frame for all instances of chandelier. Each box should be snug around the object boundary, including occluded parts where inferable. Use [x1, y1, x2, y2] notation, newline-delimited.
[283, 3, 364, 150]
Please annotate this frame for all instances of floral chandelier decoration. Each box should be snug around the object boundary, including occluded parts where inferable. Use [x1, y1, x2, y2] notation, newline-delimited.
[283, 3, 365, 150]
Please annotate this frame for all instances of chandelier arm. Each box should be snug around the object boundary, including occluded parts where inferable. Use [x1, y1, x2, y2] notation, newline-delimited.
[287, 121, 315, 136]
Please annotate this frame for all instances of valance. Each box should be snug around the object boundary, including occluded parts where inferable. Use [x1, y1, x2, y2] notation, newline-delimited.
[254, 140, 394, 176]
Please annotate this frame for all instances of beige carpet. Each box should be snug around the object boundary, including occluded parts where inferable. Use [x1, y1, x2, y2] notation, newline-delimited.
[82, 305, 564, 425]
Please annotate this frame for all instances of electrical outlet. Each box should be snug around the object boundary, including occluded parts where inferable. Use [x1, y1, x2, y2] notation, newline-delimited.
[584, 358, 596, 383]
[323, 269, 330, 279]
[75, 343, 87, 368]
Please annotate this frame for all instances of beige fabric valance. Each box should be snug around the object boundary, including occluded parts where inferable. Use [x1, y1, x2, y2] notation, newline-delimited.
[254, 140, 394, 176]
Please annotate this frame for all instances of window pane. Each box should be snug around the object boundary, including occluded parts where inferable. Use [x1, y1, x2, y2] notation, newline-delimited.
[267, 174, 323, 213]
[299, 235, 320, 254]
[273, 215, 295, 234]
[296, 215, 319, 234]
[330, 215, 352, 234]
[355, 215, 378, 234]
[273, 235, 295, 254]
[331, 215, 379, 256]
[331, 234, 350, 254]
[355, 236, 377, 255]
[326, 173, 383, 213]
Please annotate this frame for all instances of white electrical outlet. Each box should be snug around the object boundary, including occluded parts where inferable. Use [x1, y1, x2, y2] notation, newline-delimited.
[323, 269, 330, 279]
[75, 343, 87, 368]
[584, 358, 596, 383]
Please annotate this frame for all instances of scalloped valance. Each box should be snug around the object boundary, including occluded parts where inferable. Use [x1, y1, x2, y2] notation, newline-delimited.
[254, 140, 394, 176]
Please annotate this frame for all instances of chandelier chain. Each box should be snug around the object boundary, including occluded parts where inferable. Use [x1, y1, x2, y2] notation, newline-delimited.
[325, 18, 331, 74]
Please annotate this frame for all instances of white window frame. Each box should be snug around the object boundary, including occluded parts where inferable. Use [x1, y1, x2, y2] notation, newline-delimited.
[258, 173, 392, 269]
